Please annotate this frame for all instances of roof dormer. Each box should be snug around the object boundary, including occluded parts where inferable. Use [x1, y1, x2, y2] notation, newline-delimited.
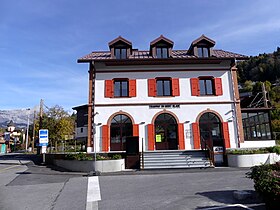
[189, 35, 216, 58]
[108, 36, 132, 59]
[150, 35, 174, 58]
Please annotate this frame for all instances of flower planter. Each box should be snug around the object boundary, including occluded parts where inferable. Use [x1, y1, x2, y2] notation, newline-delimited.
[227, 153, 280, 167]
[54, 159, 125, 173]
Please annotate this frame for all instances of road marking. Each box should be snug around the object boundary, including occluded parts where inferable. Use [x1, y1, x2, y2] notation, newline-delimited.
[0, 165, 20, 173]
[86, 176, 101, 210]
[203, 204, 254, 210]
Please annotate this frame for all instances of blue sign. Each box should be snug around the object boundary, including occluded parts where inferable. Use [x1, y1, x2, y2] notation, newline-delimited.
[39, 143, 48, 147]
[39, 129, 49, 144]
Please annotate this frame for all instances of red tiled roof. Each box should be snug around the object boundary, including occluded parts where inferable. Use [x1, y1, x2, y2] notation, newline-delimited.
[78, 49, 247, 62]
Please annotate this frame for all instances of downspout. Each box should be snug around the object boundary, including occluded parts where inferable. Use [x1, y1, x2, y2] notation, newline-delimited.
[229, 60, 240, 148]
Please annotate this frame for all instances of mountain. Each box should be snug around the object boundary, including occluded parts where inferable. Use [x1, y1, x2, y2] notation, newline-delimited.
[0, 109, 35, 128]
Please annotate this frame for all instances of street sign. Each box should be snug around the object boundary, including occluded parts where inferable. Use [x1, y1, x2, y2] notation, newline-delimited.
[39, 129, 48, 145]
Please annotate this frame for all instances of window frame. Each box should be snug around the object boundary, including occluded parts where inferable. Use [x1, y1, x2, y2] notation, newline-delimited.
[156, 47, 169, 58]
[199, 77, 214, 96]
[156, 77, 172, 96]
[197, 46, 210, 58]
[114, 48, 127, 59]
[113, 79, 129, 97]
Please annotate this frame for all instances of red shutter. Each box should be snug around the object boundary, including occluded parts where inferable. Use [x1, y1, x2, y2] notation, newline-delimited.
[133, 124, 139, 136]
[190, 78, 200, 96]
[148, 79, 156, 97]
[105, 80, 113, 98]
[129, 79, 136, 97]
[192, 123, 201, 149]
[178, 123, 185, 150]
[222, 122, 231, 148]
[147, 124, 155, 150]
[172, 78, 180, 96]
[214, 78, 223, 96]
[102, 125, 109, 152]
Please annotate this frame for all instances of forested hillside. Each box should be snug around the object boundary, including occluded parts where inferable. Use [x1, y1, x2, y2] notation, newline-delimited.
[237, 47, 280, 140]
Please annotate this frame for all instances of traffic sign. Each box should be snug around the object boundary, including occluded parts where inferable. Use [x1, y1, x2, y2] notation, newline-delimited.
[39, 129, 49, 145]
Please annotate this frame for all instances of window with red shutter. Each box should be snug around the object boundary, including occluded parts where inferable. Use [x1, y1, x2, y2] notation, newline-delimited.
[105, 80, 113, 98]
[214, 78, 223, 96]
[148, 79, 156, 97]
[192, 123, 201, 149]
[222, 122, 230, 148]
[133, 124, 139, 136]
[129, 79, 136, 97]
[102, 125, 109, 152]
[172, 78, 180, 96]
[178, 123, 185, 150]
[190, 78, 200, 96]
[147, 124, 155, 150]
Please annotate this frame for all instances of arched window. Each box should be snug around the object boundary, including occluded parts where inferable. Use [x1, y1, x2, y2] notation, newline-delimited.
[110, 114, 133, 151]
[199, 112, 222, 149]
[154, 113, 178, 150]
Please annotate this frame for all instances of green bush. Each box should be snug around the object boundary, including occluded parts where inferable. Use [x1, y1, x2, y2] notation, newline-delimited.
[112, 154, 122, 160]
[246, 164, 280, 208]
[65, 153, 93, 161]
[227, 146, 280, 155]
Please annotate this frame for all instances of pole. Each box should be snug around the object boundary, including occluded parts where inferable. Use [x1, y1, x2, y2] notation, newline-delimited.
[262, 82, 268, 108]
[32, 110, 36, 152]
[141, 137, 144, 169]
[25, 109, 30, 151]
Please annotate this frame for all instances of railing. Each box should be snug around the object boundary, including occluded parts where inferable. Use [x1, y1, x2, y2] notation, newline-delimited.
[201, 136, 214, 166]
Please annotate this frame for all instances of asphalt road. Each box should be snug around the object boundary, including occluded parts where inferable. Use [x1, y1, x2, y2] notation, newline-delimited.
[0, 154, 266, 210]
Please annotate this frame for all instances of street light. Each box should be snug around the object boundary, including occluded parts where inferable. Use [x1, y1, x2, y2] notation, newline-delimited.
[93, 122, 102, 174]
[25, 108, 30, 152]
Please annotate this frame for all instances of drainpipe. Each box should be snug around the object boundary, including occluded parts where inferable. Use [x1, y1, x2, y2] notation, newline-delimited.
[229, 60, 240, 148]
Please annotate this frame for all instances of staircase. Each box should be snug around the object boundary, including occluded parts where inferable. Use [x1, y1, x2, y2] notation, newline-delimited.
[141, 150, 212, 169]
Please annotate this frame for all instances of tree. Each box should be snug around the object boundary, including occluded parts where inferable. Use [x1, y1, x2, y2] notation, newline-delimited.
[35, 105, 75, 147]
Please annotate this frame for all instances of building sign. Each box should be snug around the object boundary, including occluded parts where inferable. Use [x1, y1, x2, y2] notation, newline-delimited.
[149, 104, 180, 109]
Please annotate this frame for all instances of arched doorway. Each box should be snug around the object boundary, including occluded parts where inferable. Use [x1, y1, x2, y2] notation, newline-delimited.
[110, 114, 133, 151]
[154, 113, 178, 150]
[199, 112, 223, 150]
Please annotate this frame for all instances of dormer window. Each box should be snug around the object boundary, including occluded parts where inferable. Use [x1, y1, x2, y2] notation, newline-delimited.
[108, 36, 132, 59]
[156, 47, 168, 58]
[189, 35, 215, 58]
[198, 47, 209, 58]
[115, 48, 127, 59]
[150, 35, 174, 58]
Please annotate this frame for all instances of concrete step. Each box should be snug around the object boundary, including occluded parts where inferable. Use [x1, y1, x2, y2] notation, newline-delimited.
[141, 150, 211, 169]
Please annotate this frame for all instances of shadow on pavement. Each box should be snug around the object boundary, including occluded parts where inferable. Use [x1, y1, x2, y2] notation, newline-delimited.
[196, 190, 265, 210]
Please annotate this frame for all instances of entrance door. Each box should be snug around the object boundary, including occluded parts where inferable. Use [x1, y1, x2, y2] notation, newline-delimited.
[110, 114, 133, 151]
[199, 112, 223, 164]
[155, 113, 178, 150]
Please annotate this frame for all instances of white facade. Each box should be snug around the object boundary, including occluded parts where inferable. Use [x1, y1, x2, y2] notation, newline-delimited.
[93, 61, 239, 152]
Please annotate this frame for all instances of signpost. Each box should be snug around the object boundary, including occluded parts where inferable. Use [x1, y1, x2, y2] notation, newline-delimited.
[39, 129, 48, 163]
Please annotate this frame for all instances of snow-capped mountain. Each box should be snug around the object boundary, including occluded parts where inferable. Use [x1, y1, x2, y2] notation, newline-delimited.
[0, 109, 35, 128]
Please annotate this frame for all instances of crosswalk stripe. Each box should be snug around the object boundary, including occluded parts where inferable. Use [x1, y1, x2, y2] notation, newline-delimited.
[86, 176, 101, 210]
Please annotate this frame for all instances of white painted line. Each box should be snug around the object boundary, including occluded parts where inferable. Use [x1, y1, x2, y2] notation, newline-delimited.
[86, 176, 101, 210]
[203, 204, 254, 210]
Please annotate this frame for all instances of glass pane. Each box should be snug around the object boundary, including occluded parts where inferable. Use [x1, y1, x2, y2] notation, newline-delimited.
[162, 48, 168, 58]
[198, 48, 203, 57]
[261, 124, 266, 138]
[264, 113, 269, 122]
[164, 80, 171, 96]
[206, 79, 213, 95]
[199, 80, 206, 95]
[114, 81, 121, 97]
[121, 48, 127, 59]
[115, 49, 121, 59]
[266, 124, 271, 139]
[157, 80, 163, 96]
[203, 48, 209, 57]
[156, 48, 162, 58]
[121, 81, 128, 96]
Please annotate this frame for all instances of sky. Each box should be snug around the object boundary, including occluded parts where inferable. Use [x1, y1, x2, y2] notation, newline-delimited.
[1, 0, 280, 112]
